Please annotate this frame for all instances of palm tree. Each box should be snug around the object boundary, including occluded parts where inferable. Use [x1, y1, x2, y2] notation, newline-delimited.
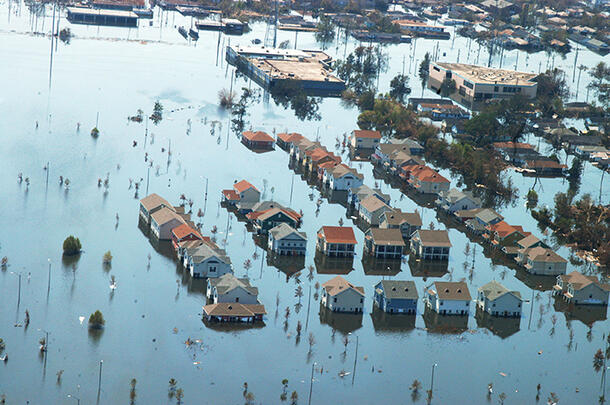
[168, 378, 177, 398]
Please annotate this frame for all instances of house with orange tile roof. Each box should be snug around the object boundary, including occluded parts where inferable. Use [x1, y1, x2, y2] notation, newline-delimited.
[553, 271, 610, 305]
[316, 226, 357, 257]
[221, 180, 261, 207]
[276, 132, 303, 150]
[404, 165, 450, 194]
[482, 221, 531, 248]
[242, 130, 275, 150]
[349, 129, 382, 150]
[171, 223, 203, 251]
[321, 275, 365, 313]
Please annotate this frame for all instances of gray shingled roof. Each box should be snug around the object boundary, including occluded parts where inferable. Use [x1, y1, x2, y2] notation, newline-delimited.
[269, 223, 307, 241]
[479, 280, 522, 301]
[209, 273, 258, 296]
[187, 243, 231, 265]
[378, 280, 418, 300]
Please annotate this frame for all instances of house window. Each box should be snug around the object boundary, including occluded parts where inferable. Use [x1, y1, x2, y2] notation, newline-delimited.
[333, 298, 337, 303]
[209, 266, 217, 272]
[589, 294, 593, 298]
[360, 298, 363, 303]
[235, 297, 239, 302]
[494, 86, 499, 92]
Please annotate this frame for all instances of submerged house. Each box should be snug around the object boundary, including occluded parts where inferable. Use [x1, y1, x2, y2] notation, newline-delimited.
[374, 280, 418, 314]
[349, 129, 382, 150]
[410, 230, 451, 261]
[425, 281, 471, 315]
[348, 185, 390, 211]
[516, 246, 567, 276]
[139, 193, 173, 225]
[202, 302, 266, 323]
[321, 275, 365, 313]
[553, 272, 610, 305]
[358, 195, 393, 226]
[379, 209, 422, 239]
[221, 180, 261, 207]
[477, 281, 523, 317]
[207, 273, 260, 304]
[171, 223, 203, 251]
[316, 226, 357, 257]
[322, 163, 364, 191]
[267, 223, 307, 255]
[241, 130, 275, 150]
[436, 188, 481, 214]
[183, 243, 233, 278]
[246, 207, 302, 234]
[364, 228, 405, 259]
[150, 207, 186, 240]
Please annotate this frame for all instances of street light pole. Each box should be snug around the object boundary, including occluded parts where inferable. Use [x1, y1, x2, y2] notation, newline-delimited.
[47, 259, 51, 296]
[97, 360, 103, 397]
[17, 273, 22, 307]
[351, 334, 359, 386]
[430, 363, 438, 394]
[307, 361, 316, 405]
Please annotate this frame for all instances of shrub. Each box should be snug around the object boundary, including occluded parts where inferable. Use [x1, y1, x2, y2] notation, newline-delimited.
[63, 236, 82, 256]
[91, 127, 99, 138]
[89, 310, 105, 328]
[102, 251, 112, 265]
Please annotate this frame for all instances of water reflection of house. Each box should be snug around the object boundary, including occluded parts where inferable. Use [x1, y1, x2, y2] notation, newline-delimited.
[319, 305, 363, 335]
[475, 307, 520, 339]
[314, 252, 355, 275]
[407, 256, 449, 280]
[422, 306, 469, 334]
[553, 297, 608, 327]
[370, 307, 416, 334]
[267, 253, 305, 280]
[361, 256, 402, 276]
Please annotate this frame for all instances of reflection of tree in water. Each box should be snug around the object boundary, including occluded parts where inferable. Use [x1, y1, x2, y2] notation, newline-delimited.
[231, 88, 260, 135]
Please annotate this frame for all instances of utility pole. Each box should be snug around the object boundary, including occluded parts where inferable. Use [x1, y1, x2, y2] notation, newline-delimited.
[47, 259, 51, 296]
[17, 273, 22, 307]
[97, 360, 103, 398]
[307, 361, 316, 405]
[351, 334, 359, 386]
[430, 363, 438, 395]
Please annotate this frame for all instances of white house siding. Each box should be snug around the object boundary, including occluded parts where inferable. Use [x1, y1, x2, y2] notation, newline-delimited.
[269, 235, 306, 255]
[151, 218, 183, 240]
[478, 293, 522, 317]
[447, 197, 479, 213]
[351, 136, 380, 149]
[328, 174, 363, 191]
[190, 257, 232, 279]
[428, 295, 470, 315]
[323, 288, 364, 313]
[214, 286, 258, 305]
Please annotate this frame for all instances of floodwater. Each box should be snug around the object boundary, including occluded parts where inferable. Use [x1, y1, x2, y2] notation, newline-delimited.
[0, 2, 609, 404]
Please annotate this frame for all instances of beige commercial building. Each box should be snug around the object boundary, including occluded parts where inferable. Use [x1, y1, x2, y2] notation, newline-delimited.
[428, 62, 538, 109]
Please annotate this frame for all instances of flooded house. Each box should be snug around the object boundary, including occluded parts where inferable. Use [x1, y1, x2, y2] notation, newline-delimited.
[425, 281, 471, 315]
[267, 223, 307, 256]
[482, 221, 530, 248]
[379, 209, 422, 239]
[553, 272, 610, 305]
[276, 132, 303, 151]
[321, 276, 365, 313]
[322, 163, 364, 191]
[222, 180, 261, 212]
[515, 246, 567, 276]
[66, 7, 139, 27]
[364, 228, 405, 259]
[358, 195, 393, 226]
[373, 280, 418, 314]
[463, 208, 503, 234]
[348, 129, 381, 150]
[207, 273, 260, 304]
[241, 131, 275, 151]
[246, 207, 302, 234]
[476, 281, 523, 317]
[202, 302, 266, 323]
[348, 185, 390, 211]
[170, 223, 203, 252]
[139, 193, 173, 225]
[436, 188, 481, 214]
[150, 207, 187, 241]
[410, 230, 451, 261]
[404, 165, 450, 194]
[316, 226, 357, 258]
[183, 243, 233, 278]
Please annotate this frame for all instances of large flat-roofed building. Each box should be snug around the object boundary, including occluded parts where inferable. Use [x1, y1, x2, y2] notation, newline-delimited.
[428, 62, 538, 109]
[226, 45, 346, 96]
[67, 7, 138, 27]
